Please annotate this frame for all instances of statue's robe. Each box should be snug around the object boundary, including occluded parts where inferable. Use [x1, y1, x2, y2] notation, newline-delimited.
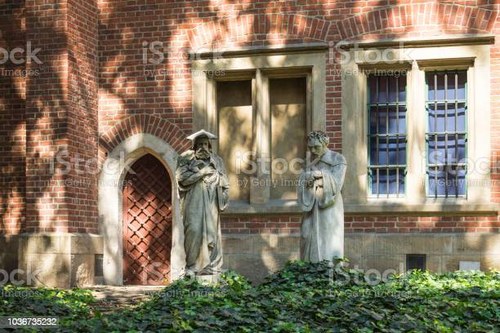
[297, 150, 346, 262]
[176, 151, 229, 274]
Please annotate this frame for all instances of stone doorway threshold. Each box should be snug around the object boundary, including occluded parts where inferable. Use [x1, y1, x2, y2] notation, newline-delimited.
[90, 285, 166, 313]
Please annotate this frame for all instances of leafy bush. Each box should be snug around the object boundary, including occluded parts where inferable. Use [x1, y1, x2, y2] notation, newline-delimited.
[1, 262, 498, 332]
[0, 285, 95, 332]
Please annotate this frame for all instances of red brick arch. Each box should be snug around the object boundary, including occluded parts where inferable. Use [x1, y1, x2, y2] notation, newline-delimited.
[99, 115, 190, 160]
[187, 13, 331, 49]
[336, 3, 498, 40]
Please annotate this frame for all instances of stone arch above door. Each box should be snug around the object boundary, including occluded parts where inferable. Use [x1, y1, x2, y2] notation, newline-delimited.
[98, 115, 190, 159]
[98, 133, 184, 285]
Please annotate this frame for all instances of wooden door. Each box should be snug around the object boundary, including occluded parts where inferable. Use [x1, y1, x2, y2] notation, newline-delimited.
[122, 154, 172, 285]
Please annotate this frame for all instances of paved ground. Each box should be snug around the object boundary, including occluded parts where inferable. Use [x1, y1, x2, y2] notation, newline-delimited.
[90, 285, 166, 313]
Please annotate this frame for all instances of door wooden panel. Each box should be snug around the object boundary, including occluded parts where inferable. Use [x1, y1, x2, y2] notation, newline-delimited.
[123, 154, 172, 285]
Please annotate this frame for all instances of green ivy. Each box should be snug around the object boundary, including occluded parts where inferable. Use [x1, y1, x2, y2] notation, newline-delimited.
[1, 262, 498, 332]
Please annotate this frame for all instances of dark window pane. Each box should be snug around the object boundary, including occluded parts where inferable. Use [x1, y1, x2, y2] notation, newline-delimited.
[428, 167, 466, 197]
[371, 136, 406, 165]
[370, 168, 405, 195]
[395, 106, 407, 133]
[427, 134, 466, 165]
[428, 103, 466, 132]
[369, 108, 378, 134]
[387, 106, 404, 134]
[455, 105, 466, 132]
[368, 77, 378, 104]
[455, 135, 466, 161]
[426, 71, 467, 198]
[447, 71, 467, 100]
[428, 72, 446, 101]
[377, 109, 387, 134]
[406, 254, 426, 271]
[378, 76, 389, 103]
[398, 78, 406, 102]
[427, 71, 466, 101]
[368, 74, 407, 196]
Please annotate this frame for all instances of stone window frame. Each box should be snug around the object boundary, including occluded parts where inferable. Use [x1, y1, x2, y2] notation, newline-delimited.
[192, 44, 327, 214]
[341, 38, 497, 214]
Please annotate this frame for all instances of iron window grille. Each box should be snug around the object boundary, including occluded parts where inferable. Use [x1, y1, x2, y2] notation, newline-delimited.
[425, 70, 468, 198]
[367, 74, 407, 197]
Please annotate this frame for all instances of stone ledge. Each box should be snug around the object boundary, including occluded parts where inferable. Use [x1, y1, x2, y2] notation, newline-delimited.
[224, 201, 499, 215]
[339, 34, 495, 49]
[191, 42, 328, 59]
[223, 200, 302, 215]
[18, 233, 104, 254]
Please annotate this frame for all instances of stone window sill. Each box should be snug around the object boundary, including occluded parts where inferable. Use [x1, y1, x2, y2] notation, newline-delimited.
[223, 200, 499, 215]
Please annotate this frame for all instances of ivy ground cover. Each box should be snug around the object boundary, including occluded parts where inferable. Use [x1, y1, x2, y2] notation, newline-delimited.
[1, 260, 498, 332]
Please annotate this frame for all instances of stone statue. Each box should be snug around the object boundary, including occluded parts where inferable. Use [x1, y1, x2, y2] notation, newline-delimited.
[176, 129, 229, 276]
[297, 131, 346, 262]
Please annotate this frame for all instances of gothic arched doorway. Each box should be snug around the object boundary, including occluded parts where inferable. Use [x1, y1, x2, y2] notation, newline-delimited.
[122, 154, 172, 285]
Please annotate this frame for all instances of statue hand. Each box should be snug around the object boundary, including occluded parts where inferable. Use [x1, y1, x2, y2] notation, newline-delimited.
[312, 170, 322, 179]
[305, 171, 319, 182]
[202, 167, 215, 176]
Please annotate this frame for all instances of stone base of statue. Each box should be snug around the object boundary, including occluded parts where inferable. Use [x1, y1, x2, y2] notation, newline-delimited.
[182, 269, 222, 285]
[195, 274, 220, 285]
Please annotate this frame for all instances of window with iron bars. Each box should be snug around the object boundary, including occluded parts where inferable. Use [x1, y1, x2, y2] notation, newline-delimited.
[367, 74, 407, 197]
[425, 70, 467, 198]
[367, 71, 468, 199]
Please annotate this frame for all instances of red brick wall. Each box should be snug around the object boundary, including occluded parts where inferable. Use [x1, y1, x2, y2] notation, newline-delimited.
[220, 215, 499, 234]
[222, 215, 303, 234]
[66, 0, 99, 233]
[24, 0, 69, 233]
[1, 1, 498, 235]
[97, 0, 498, 235]
[0, 2, 26, 235]
[11, 0, 99, 234]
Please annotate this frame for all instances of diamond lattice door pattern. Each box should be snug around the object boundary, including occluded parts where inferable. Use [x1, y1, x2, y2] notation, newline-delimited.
[122, 154, 172, 285]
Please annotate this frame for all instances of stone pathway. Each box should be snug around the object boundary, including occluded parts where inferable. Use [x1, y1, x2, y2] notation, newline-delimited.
[90, 285, 166, 313]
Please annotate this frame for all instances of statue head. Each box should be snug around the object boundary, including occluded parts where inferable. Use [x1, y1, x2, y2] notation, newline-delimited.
[186, 129, 217, 160]
[194, 136, 211, 160]
[307, 130, 329, 158]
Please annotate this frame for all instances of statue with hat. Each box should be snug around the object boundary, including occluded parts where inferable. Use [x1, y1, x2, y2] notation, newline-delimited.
[176, 129, 229, 276]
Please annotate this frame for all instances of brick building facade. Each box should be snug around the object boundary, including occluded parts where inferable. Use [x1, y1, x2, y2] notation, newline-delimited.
[0, 0, 499, 287]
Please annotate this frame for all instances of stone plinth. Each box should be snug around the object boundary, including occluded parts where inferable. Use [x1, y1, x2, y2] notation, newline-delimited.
[18, 233, 103, 288]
